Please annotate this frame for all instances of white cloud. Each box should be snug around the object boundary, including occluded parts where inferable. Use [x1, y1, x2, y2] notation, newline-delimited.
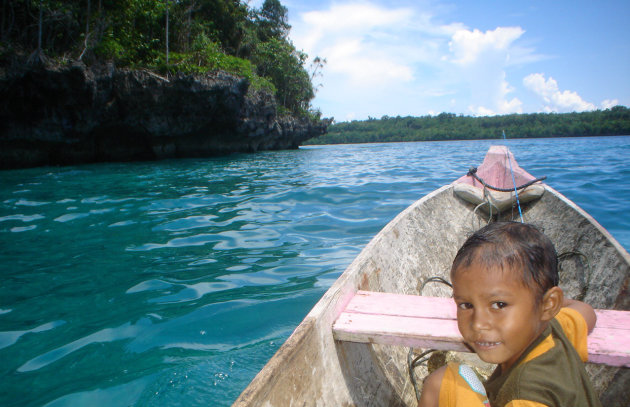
[289, 2, 472, 120]
[468, 76, 523, 116]
[447, 27, 526, 116]
[289, 2, 595, 120]
[523, 73, 596, 112]
[301, 3, 410, 31]
[449, 27, 525, 65]
[294, 2, 520, 119]
[320, 37, 413, 85]
[601, 99, 619, 109]
[294, 3, 419, 87]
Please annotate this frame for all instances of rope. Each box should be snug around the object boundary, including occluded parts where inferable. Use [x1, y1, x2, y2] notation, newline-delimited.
[408, 348, 439, 401]
[420, 276, 453, 291]
[558, 251, 592, 301]
[466, 167, 547, 192]
[409, 276, 454, 401]
[502, 139, 525, 222]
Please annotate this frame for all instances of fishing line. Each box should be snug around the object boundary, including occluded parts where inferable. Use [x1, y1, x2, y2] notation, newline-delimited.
[503, 130, 524, 222]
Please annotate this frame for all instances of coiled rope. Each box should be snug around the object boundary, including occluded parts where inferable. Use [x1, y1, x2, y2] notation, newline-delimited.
[466, 167, 547, 193]
[408, 276, 453, 401]
[558, 251, 592, 301]
[466, 133, 547, 222]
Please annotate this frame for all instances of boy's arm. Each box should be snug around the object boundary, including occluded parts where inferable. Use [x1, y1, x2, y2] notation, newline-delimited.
[562, 298, 597, 334]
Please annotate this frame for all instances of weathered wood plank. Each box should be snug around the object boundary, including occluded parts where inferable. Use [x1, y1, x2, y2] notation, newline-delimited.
[332, 291, 630, 367]
[593, 309, 630, 329]
[344, 290, 456, 319]
[333, 310, 468, 351]
[587, 326, 630, 366]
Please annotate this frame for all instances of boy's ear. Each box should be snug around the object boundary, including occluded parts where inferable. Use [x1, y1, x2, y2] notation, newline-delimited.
[540, 286, 563, 321]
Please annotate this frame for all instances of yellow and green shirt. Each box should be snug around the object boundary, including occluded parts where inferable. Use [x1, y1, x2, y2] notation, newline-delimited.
[484, 307, 602, 407]
[437, 308, 602, 407]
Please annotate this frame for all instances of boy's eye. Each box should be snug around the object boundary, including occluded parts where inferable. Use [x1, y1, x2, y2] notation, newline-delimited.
[457, 302, 473, 310]
[491, 302, 508, 309]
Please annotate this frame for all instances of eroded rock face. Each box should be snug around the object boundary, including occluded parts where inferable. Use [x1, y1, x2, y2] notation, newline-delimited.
[0, 63, 329, 169]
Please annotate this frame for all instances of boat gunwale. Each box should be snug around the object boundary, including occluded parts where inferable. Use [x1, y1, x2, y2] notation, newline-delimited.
[232, 184, 454, 406]
[234, 181, 630, 406]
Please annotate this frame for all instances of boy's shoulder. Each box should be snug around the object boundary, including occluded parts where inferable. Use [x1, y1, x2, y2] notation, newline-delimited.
[554, 307, 589, 361]
[486, 317, 600, 407]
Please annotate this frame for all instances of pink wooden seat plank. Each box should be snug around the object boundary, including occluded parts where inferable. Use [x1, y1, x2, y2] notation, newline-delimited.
[343, 290, 456, 319]
[332, 291, 630, 367]
[333, 310, 467, 352]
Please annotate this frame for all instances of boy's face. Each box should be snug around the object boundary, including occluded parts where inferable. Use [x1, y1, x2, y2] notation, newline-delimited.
[452, 262, 547, 372]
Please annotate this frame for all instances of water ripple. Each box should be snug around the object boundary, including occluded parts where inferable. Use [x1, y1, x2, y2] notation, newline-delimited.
[0, 137, 628, 407]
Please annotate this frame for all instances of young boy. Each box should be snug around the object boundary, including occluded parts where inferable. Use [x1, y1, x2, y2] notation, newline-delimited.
[418, 221, 602, 407]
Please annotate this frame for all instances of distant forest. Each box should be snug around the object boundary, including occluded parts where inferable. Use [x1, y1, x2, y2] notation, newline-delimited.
[1, 0, 323, 119]
[306, 106, 630, 144]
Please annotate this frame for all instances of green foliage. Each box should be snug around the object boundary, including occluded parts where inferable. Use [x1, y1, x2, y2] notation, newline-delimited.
[256, 0, 291, 42]
[253, 38, 313, 114]
[152, 34, 275, 93]
[94, 32, 128, 64]
[2, 0, 319, 116]
[194, 0, 250, 55]
[306, 107, 630, 145]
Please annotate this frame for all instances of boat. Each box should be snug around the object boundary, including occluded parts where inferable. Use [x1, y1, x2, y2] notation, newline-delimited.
[233, 146, 630, 406]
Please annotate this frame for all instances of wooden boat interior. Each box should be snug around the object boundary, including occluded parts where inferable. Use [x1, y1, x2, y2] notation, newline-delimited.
[234, 146, 630, 406]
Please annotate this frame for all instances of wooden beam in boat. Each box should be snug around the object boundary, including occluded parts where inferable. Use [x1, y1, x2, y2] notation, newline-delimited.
[332, 290, 630, 368]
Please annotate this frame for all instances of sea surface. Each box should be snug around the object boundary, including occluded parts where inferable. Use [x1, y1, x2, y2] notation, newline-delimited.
[1, 136, 629, 406]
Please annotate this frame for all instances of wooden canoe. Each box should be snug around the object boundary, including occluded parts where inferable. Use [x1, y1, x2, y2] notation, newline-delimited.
[233, 146, 630, 406]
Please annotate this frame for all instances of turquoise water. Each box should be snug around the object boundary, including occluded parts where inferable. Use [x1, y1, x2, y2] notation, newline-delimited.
[1, 137, 629, 406]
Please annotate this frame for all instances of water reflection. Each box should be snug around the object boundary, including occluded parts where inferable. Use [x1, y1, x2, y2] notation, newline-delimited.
[0, 137, 628, 407]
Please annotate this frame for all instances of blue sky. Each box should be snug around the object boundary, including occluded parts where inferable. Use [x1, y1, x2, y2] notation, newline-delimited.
[250, 0, 629, 121]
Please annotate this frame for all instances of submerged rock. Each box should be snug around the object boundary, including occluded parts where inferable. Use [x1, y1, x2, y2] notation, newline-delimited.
[0, 62, 330, 169]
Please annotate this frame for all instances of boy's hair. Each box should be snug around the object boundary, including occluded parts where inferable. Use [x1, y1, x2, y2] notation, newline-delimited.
[450, 221, 559, 302]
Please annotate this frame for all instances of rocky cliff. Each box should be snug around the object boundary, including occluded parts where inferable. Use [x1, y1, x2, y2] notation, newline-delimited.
[0, 63, 330, 169]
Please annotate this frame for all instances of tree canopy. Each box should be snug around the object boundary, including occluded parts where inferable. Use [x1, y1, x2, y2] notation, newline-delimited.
[1, 0, 322, 118]
[306, 106, 630, 144]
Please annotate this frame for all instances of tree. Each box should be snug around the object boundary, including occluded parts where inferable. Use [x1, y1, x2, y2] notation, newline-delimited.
[309, 56, 326, 94]
[4, 0, 324, 118]
[28, 0, 47, 65]
[256, 0, 289, 41]
[165, 0, 169, 64]
[78, 0, 91, 60]
[306, 108, 630, 145]
[194, 0, 249, 55]
[253, 38, 313, 113]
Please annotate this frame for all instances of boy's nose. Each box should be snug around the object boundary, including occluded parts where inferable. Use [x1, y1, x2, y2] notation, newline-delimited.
[471, 309, 491, 331]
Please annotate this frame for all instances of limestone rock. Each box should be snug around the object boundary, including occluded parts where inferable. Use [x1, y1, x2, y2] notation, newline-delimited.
[0, 62, 330, 169]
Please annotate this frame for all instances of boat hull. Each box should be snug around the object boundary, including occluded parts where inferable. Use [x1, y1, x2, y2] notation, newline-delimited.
[234, 184, 630, 406]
